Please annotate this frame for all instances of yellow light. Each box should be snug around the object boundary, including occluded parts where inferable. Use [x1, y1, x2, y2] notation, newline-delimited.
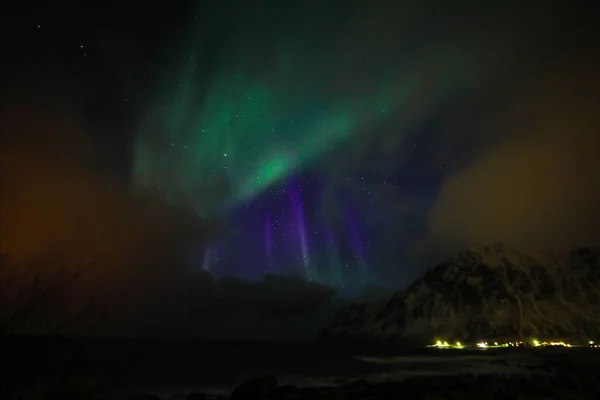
[533, 340, 540, 347]
[590, 341, 595, 345]
[476, 342, 487, 348]
[544, 341, 570, 347]
[494, 342, 498, 346]
[455, 342, 463, 348]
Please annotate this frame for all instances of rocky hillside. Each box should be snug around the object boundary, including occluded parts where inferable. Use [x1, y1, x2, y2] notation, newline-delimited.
[320, 245, 600, 343]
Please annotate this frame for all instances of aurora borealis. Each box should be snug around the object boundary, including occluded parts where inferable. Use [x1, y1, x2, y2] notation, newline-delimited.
[130, 1, 506, 288]
[133, 18, 477, 211]
[4, 0, 600, 299]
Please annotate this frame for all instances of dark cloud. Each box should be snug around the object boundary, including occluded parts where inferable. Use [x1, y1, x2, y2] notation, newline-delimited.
[0, 88, 221, 278]
[1, 261, 338, 339]
[0, 30, 217, 330]
[428, 48, 600, 251]
[111, 274, 337, 340]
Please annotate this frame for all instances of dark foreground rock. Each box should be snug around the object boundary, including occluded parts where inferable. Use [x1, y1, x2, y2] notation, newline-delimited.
[25, 373, 600, 400]
[229, 374, 277, 400]
[320, 245, 600, 344]
[223, 372, 600, 400]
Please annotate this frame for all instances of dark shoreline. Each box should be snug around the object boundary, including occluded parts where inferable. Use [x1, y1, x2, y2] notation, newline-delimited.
[2, 335, 600, 399]
[5, 369, 600, 400]
[225, 371, 600, 400]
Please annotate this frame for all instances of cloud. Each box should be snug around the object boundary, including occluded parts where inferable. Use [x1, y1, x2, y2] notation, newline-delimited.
[39, 270, 337, 340]
[0, 98, 220, 280]
[428, 51, 600, 251]
[116, 274, 337, 340]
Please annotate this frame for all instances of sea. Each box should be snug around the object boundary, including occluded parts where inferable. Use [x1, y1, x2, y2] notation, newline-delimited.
[0, 336, 572, 399]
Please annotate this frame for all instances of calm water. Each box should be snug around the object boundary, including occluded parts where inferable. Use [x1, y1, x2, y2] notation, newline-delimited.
[0, 336, 558, 398]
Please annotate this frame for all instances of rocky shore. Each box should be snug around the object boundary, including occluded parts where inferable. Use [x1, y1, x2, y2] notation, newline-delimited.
[123, 370, 600, 400]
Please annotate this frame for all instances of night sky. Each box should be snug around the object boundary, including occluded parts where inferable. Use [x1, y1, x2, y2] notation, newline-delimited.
[1, 1, 599, 338]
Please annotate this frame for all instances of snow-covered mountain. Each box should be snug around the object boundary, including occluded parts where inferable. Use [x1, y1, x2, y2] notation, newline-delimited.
[319, 245, 600, 343]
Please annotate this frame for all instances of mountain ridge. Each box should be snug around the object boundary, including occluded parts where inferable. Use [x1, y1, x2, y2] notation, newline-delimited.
[320, 245, 600, 344]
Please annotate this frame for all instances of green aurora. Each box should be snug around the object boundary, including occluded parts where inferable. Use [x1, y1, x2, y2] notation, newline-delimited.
[132, 4, 495, 216]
